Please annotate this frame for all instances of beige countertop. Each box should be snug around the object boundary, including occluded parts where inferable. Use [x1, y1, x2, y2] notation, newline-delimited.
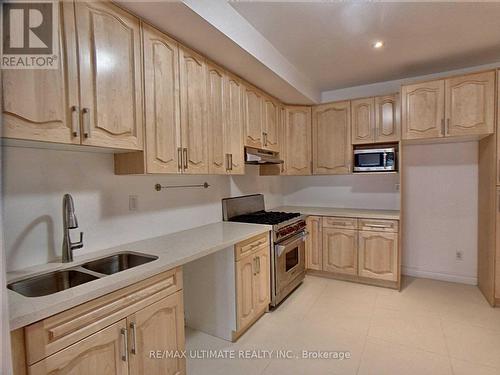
[275, 206, 400, 220]
[7, 221, 271, 331]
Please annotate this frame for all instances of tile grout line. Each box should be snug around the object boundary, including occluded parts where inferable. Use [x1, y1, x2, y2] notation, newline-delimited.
[355, 291, 378, 374]
[438, 316, 455, 375]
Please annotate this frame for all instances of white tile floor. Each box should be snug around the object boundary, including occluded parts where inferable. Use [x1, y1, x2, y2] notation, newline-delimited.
[185, 276, 500, 375]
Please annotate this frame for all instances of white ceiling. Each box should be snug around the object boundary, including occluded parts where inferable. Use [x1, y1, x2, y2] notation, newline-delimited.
[231, 2, 500, 91]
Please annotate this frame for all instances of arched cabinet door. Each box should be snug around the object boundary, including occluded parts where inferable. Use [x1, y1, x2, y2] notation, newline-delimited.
[284, 106, 312, 175]
[75, 1, 144, 150]
[322, 228, 358, 275]
[358, 231, 398, 281]
[402, 80, 445, 140]
[312, 101, 351, 175]
[2, 2, 79, 145]
[179, 46, 208, 174]
[445, 71, 495, 137]
[375, 94, 400, 143]
[351, 97, 375, 144]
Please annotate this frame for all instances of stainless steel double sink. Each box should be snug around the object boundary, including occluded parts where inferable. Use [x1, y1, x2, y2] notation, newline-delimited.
[7, 252, 158, 297]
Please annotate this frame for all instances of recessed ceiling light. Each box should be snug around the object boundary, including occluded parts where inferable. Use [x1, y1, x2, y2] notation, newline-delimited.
[373, 41, 384, 49]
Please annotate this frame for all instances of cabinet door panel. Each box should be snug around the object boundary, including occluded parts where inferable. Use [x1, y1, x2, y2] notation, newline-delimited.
[375, 94, 400, 143]
[236, 255, 255, 329]
[351, 98, 375, 144]
[322, 228, 358, 275]
[179, 47, 208, 174]
[128, 292, 185, 375]
[243, 86, 263, 148]
[143, 23, 181, 173]
[306, 216, 322, 271]
[29, 320, 128, 375]
[312, 101, 351, 175]
[498, 70, 500, 186]
[225, 74, 245, 175]
[76, 1, 143, 150]
[358, 231, 398, 281]
[445, 71, 495, 137]
[263, 97, 280, 152]
[402, 80, 444, 140]
[2, 2, 79, 145]
[284, 106, 312, 175]
[207, 63, 226, 175]
[253, 247, 270, 313]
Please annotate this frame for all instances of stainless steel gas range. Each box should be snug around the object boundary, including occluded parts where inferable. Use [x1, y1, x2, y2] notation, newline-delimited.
[222, 194, 307, 307]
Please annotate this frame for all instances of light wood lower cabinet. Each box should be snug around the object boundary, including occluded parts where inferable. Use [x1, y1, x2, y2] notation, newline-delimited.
[306, 216, 322, 270]
[235, 233, 270, 334]
[15, 268, 185, 375]
[358, 231, 398, 281]
[128, 291, 185, 375]
[323, 228, 358, 275]
[305, 215, 400, 288]
[29, 319, 129, 375]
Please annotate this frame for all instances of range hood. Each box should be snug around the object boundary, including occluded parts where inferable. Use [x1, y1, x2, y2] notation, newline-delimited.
[245, 147, 283, 165]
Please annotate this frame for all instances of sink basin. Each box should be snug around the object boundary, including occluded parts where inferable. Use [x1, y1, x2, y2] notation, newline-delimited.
[81, 252, 158, 275]
[7, 270, 99, 297]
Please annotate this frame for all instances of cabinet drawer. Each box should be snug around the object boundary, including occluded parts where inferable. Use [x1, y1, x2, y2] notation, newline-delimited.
[235, 232, 270, 261]
[323, 217, 358, 230]
[359, 219, 399, 233]
[25, 267, 182, 365]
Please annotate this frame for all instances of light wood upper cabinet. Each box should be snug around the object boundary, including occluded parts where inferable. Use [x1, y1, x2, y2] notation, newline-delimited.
[29, 320, 129, 375]
[243, 86, 264, 148]
[207, 63, 226, 175]
[284, 106, 312, 175]
[253, 246, 271, 313]
[402, 80, 445, 140]
[375, 94, 400, 143]
[143, 23, 181, 174]
[312, 101, 351, 175]
[351, 97, 375, 144]
[128, 292, 185, 375]
[498, 70, 500, 187]
[262, 96, 280, 152]
[358, 231, 398, 281]
[323, 228, 358, 275]
[2, 2, 79, 145]
[236, 253, 255, 329]
[224, 74, 245, 175]
[445, 71, 495, 137]
[179, 47, 209, 174]
[306, 216, 323, 271]
[75, 1, 143, 150]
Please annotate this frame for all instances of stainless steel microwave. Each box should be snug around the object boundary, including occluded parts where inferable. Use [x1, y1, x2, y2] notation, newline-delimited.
[353, 147, 397, 172]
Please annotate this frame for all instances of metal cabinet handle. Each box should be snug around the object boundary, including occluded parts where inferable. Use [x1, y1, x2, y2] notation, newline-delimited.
[130, 322, 137, 355]
[229, 154, 233, 171]
[441, 118, 445, 135]
[71, 106, 80, 137]
[446, 118, 450, 135]
[365, 224, 391, 228]
[257, 256, 261, 274]
[253, 257, 257, 276]
[183, 148, 188, 170]
[82, 108, 91, 138]
[263, 132, 267, 146]
[121, 327, 128, 362]
[177, 147, 183, 172]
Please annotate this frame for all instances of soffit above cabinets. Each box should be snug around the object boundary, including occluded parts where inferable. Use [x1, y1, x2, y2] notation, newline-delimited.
[118, 1, 500, 105]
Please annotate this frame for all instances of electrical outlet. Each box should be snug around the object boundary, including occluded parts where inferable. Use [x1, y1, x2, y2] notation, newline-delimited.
[395, 183, 400, 192]
[129, 195, 138, 211]
[456, 250, 463, 261]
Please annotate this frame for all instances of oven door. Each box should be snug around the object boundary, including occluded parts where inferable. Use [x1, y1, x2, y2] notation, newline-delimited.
[275, 231, 307, 295]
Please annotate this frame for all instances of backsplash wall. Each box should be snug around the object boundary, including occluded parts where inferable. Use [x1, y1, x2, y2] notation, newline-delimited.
[2, 146, 283, 271]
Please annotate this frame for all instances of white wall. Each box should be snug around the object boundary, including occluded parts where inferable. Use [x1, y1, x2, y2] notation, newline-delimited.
[283, 174, 400, 210]
[2, 146, 283, 271]
[402, 142, 478, 285]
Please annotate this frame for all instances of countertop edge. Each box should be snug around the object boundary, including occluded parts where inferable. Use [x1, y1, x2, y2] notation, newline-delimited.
[8, 222, 271, 331]
[275, 206, 400, 220]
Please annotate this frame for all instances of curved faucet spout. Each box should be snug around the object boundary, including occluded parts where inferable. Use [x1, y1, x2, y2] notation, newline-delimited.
[62, 194, 84, 263]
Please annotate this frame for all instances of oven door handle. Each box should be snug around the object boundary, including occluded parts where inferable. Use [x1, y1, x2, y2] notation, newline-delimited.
[276, 231, 309, 257]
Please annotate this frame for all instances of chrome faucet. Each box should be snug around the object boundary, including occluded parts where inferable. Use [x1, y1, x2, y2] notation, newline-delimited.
[62, 194, 83, 263]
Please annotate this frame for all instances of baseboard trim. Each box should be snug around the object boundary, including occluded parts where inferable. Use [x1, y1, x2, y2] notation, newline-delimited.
[402, 267, 477, 285]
